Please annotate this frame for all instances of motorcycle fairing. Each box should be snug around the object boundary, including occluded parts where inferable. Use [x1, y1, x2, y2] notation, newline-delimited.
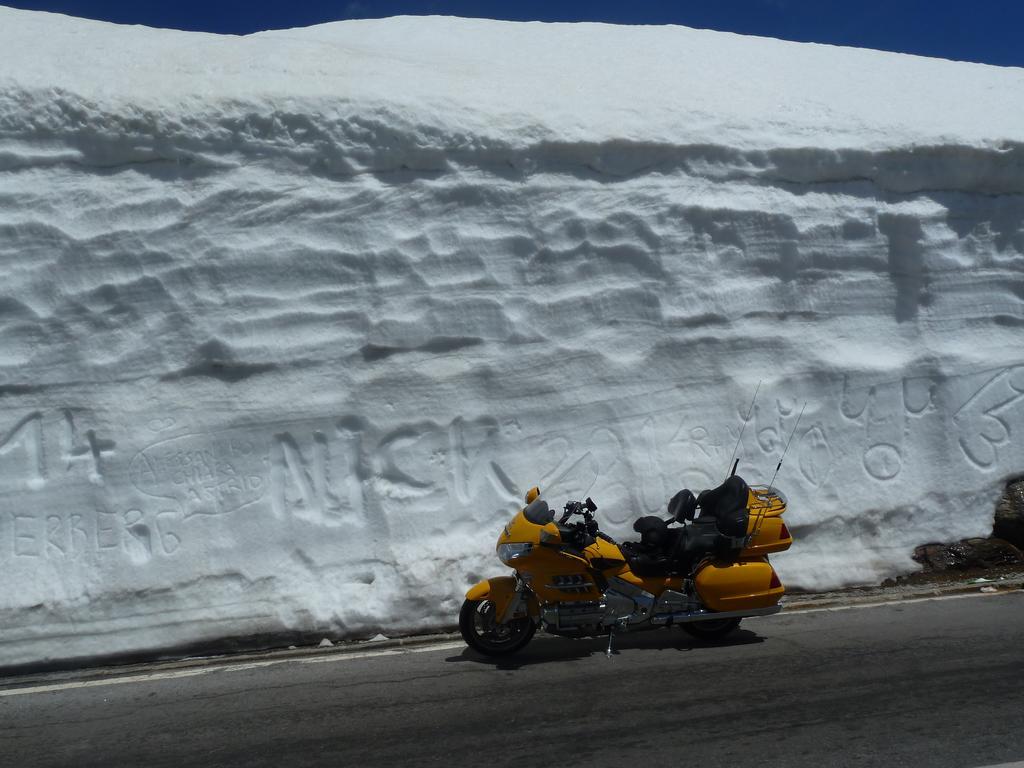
[612, 570, 686, 595]
[466, 576, 539, 622]
[497, 508, 601, 603]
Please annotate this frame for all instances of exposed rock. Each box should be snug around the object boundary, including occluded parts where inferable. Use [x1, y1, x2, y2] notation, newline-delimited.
[994, 479, 1024, 550]
[912, 538, 1023, 572]
[911, 480, 1024, 575]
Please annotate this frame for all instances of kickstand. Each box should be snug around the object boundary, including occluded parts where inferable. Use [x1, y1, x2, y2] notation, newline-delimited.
[606, 619, 625, 658]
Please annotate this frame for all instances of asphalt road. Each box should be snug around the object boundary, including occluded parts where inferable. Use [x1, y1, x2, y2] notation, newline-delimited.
[2, 592, 1022, 768]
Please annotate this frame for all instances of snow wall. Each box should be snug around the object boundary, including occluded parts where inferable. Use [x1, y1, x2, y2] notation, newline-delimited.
[1, 7, 1024, 667]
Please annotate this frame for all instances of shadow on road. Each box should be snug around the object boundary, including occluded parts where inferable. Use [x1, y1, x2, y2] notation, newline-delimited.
[445, 628, 764, 669]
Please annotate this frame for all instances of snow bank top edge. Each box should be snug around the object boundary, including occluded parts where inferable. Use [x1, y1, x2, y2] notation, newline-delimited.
[2, 5, 1024, 150]
[6, 5, 1024, 73]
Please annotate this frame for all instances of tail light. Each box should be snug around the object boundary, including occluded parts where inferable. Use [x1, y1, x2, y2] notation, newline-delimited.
[779, 522, 791, 540]
[769, 571, 782, 589]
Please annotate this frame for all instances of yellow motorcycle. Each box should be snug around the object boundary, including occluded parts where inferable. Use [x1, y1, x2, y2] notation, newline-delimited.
[459, 472, 792, 656]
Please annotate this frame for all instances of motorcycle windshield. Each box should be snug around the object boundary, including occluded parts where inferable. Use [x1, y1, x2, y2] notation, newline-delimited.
[536, 451, 599, 508]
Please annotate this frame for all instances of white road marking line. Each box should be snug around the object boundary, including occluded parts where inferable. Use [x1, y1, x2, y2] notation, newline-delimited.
[0, 642, 464, 699]
[0, 590, 1017, 699]
[299, 641, 466, 664]
[972, 762, 1024, 768]
[0, 666, 217, 698]
[781, 589, 1019, 615]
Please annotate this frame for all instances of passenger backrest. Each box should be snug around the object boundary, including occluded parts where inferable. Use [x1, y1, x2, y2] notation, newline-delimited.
[667, 488, 697, 522]
[697, 475, 750, 539]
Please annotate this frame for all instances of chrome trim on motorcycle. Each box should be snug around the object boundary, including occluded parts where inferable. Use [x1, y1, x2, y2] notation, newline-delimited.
[651, 604, 782, 625]
[542, 600, 608, 632]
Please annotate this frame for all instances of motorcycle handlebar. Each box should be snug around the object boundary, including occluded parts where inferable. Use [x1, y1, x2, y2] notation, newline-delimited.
[559, 498, 601, 528]
[559, 500, 583, 524]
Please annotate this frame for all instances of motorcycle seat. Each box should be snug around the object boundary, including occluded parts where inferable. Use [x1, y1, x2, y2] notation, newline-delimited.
[620, 541, 678, 577]
[623, 517, 742, 578]
[623, 517, 687, 576]
[633, 515, 670, 548]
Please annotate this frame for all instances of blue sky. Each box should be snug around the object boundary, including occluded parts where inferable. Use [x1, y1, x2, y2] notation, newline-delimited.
[7, 0, 1024, 68]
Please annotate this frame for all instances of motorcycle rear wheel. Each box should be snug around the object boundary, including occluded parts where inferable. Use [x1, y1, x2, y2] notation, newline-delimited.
[680, 617, 741, 642]
[459, 598, 536, 656]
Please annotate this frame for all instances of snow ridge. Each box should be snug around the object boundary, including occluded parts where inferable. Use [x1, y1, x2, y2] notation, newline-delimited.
[4, 82, 1024, 195]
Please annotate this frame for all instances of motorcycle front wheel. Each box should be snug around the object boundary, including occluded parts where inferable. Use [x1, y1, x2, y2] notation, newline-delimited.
[680, 617, 741, 642]
[459, 598, 536, 656]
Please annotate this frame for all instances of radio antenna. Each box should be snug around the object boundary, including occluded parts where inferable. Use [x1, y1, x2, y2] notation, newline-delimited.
[754, 401, 806, 537]
[726, 380, 761, 478]
[769, 401, 806, 488]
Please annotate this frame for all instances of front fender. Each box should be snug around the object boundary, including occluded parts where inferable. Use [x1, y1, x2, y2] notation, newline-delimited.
[465, 576, 538, 622]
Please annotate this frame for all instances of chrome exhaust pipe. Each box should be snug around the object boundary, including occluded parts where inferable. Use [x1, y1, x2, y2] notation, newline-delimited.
[652, 604, 781, 625]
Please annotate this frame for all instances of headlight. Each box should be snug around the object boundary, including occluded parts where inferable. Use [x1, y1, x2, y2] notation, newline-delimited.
[497, 542, 533, 564]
